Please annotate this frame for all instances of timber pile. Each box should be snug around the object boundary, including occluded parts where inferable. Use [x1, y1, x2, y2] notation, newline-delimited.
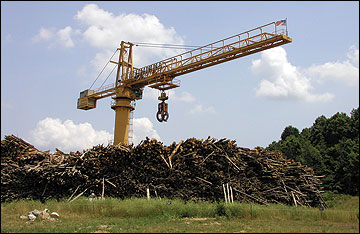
[1, 135, 327, 207]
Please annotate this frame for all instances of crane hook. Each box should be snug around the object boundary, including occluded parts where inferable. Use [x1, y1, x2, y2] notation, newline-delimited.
[157, 91, 169, 122]
[156, 101, 169, 122]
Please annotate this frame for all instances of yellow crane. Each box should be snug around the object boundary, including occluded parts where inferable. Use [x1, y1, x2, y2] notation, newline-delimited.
[77, 21, 292, 145]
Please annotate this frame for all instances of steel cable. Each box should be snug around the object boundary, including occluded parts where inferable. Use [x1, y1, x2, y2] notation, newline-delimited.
[89, 49, 118, 90]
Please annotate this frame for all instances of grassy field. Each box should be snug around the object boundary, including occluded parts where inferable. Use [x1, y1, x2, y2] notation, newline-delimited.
[1, 193, 358, 233]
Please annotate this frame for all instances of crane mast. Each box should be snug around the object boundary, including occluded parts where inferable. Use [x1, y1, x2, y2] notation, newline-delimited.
[77, 21, 292, 145]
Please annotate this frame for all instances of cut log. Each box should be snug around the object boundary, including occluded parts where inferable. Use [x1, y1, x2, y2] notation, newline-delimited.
[1, 135, 327, 208]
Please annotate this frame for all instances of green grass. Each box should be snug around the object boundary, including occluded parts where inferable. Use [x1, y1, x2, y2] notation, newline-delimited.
[1, 194, 358, 233]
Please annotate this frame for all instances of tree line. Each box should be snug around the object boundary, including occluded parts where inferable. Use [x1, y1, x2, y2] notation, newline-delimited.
[266, 107, 359, 196]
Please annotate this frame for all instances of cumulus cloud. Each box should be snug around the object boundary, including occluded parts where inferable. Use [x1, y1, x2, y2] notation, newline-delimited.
[132, 117, 161, 145]
[30, 117, 113, 152]
[347, 45, 359, 67]
[33, 4, 185, 84]
[305, 45, 359, 86]
[189, 104, 216, 115]
[88, 49, 118, 78]
[33, 26, 78, 48]
[169, 90, 196, 103]
[56, 26, 76, 48]
[75, 4, 184, 51]
[143, 87, 195, 103]
[251, 47, 334, 102]
[142, 87, 160, 100]
[74, 3, 185, 71]
[33, 27, 55, 42]
[30, 117, 161, 150]
[142, 87, 213, 115]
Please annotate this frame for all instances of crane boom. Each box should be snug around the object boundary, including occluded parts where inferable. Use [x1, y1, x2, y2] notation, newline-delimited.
[128, 22, 291, 89]
[77, 21, 292, 145]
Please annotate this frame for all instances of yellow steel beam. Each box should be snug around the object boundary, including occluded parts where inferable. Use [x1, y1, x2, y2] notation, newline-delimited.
[111, 86, 135, 145]
[78, 21, 292, 146]
[120, 23, 291, 88]
[80, 22, 291, 102]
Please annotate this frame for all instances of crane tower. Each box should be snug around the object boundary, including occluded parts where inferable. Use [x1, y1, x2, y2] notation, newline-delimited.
[77, 21, 292, 145]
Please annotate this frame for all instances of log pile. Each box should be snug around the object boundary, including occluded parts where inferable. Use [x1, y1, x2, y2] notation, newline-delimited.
[1, 135, 327, 207]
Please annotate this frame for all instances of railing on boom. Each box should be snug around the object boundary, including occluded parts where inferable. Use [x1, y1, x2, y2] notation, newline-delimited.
[131, 21, 289, 82]
[86, 21, 290, 95]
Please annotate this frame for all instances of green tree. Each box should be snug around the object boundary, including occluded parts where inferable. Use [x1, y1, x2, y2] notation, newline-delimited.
[324, 112, 351, 146]
[267, 107, 359, 195]
[350, 107, 359, 139]
[281, 126, 300, 141]
[309, 115, 328, 151]
[325, 138, 359, 195]
[280, 135, 302, 161]
[299, 138, 324, 174]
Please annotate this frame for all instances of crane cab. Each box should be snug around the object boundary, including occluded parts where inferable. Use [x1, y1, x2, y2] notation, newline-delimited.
[77, 89, 97, 110]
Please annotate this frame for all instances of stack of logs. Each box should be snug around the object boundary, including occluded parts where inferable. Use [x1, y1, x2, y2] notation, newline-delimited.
[1, 135, 327, 208]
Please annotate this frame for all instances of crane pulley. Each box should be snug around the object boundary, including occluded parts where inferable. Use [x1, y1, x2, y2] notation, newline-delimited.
[77, 20, 292, 145]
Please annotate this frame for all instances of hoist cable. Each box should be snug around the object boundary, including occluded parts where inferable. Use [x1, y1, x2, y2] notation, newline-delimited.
[133, 42, 201, 47]
[135, 45, 202, 50]
[134, 42, 221, 51]
[89, 49, 118, 90]
[99, 64, 117, 89]
[89, 42, 220, 91]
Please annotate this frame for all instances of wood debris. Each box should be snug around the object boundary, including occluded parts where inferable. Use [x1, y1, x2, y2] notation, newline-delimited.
[1, 135, 327, 207]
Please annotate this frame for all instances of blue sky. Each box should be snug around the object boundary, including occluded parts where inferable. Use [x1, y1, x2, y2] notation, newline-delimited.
[1, 1, 359, 152]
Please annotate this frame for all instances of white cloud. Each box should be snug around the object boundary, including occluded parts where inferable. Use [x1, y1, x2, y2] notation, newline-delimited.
[305, 46, 359, 86]
[75, 3, 185, 68]
[56, 26, 76, 48]
[189, 104, 216, 115]
[30, 117, 161, 150]
[33, 4, 185, 85]
[90, 49, 118, 76]
[143, 87, 212, 116]
[142, 87, 160, 100]
[30, 117, 113, 152]
[33, 26, 78, 48]
[169, 90, 196, 103]
[142, 88, 196, 103]
[251, 47, 334, 103]
[347, 45, 359, 67]
[132, 117, 161, 145]
[33, 27, 55, 42]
